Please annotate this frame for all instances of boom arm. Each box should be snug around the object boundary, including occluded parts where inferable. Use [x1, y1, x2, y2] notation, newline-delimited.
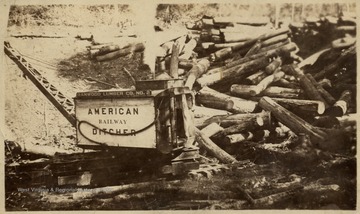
[4, 41, 76, 126]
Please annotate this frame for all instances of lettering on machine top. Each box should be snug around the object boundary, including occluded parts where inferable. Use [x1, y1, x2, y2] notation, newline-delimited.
[76, 90, 152, 98]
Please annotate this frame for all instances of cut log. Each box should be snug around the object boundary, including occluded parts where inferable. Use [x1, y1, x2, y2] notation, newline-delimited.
[240, 84, 303, 101]
[225, 42, 296, 71]
[231, 82, 296, 100]
[265, 57, 282, 74]
[325, 90, 352, 117]
[98, 44, 121, 55]
[306, 74, 336, 105]
[261, 86, 303, 99]
[179, 38, 197, 60]
[197, 56, 270, 87]
[230, 85, 259, 98]
[252, 186, 303, 207]
[184, 59, 210, 90]
[178, 58, 194, 70]
[210, 47, 233, 62]
[261, 34, 289, 47]
[256, 39, 291, 56]
[210, 28, 290, 61]
[169, 41, 180, 78]
[200, 123, 224, 137]
[222, 32, 253, 43]
[195, 127, 237, 164]
[281, 63, 303, 78]
[199, 111, 271, 129]
[73, 180, 181, 200]
[193, 105, 230, 118]
[250, 71, 285, 95]
[88, 43, 113, 50]
[96, 43, 145, 61]
[196, 87, 258, 113]
[243, 71, 268, 85]
[225, 132, 253, 144]
[244, 42, 262, 57]
[219, 118, 264, 135]
[214, 42, 245, 49]
[271, 78, 299, 89]
[269, 98, 325, 115]
[258, 97, 327, 143]
[298, 75, 328, 106]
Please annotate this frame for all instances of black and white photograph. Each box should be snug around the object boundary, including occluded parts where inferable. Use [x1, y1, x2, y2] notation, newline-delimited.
[1, 0, 357, 211]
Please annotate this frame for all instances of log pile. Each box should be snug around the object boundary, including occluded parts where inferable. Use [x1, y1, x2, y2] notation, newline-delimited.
[156, 15, 357, 163]
[87, 42, 145, 62]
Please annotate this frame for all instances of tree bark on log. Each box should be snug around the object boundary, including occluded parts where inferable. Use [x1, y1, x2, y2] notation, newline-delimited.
[298, 75, 328, 106]
[196, 87, 258, 113]
[210, 28, 290, 61]
[256, 39, 291, 57]
[197, 56, 271, 87]
[261, 34, 289, 47]
[265, 57, 282, 74]
[230, 85, 259, 98]
[219, 118, 264, 136]
[214, 42, 245, 49]
[231, 83, 300, 100]
[261, 86, 304, 99]
[207, 42, 295, 75]
[184, 59, 210, 90]
[195, 127, 237, 164]
[306, 74, 336, 106]
[243, 71, 268, 85]
[271, 78, 299, 89]
[225, 132, 253, 144]
[250, 71, 285, 95]
[244, 42, 262, 57]
[193, 106, 231, 128]
[199, 111, 271, 129]
[269, 98, 325, 115]
[96, 43, 145, 62]
[258, 97, 327, 143]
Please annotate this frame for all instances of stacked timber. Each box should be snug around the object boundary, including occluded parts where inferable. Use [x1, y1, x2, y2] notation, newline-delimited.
[158, 15, 357, 163]
[87, 42, 145, 62]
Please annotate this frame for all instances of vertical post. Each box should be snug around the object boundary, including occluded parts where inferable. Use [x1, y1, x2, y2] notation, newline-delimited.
[181, 94, 195, 147]
[169, 41, 180, 79]
[169, 96, 177, 147]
